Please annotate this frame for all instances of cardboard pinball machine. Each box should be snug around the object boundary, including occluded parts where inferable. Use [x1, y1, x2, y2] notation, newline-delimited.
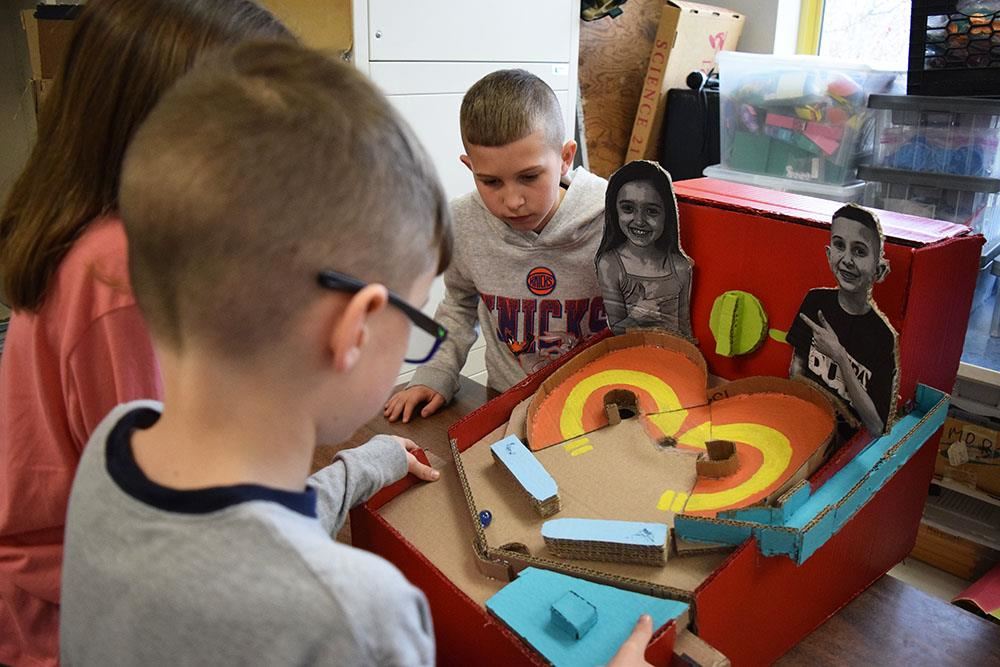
[350, 172, 984, 665]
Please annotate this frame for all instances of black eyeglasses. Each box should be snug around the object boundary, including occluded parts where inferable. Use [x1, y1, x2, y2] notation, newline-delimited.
[317, 270, 447, 364]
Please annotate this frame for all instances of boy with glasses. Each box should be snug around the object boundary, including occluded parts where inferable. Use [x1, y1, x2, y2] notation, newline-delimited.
[60, 42, 449, 664]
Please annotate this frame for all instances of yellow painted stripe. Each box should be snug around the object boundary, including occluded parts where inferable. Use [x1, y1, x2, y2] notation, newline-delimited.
[560, 370, 684, 441]
[570, 445, 593, 457]
[684, 423, 793, 513]
[657, 490, 676, 512]
[562, 437, 590, 452]
[671, 492, 689, 513]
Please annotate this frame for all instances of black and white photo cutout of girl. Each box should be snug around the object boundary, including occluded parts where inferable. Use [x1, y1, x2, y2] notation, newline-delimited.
[595, 160, 694, 337]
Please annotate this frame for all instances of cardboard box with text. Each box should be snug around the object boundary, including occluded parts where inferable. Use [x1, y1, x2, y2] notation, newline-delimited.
[626, 1, 743, 162]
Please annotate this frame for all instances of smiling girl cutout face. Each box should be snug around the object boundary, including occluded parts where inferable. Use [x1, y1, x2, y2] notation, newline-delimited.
[617, 181, 666, 248]
[595, 160, 694, 338]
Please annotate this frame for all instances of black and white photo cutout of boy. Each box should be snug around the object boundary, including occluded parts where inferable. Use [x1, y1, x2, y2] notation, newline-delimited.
[787, 204, 899, 439]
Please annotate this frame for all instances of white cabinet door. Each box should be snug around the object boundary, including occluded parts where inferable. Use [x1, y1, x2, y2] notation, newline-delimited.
[367, 0, 575, 63]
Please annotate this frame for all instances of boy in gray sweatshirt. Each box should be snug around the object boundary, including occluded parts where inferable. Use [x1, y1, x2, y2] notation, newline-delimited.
[385, 69, 609, 422]
[60, 42, 450, 665]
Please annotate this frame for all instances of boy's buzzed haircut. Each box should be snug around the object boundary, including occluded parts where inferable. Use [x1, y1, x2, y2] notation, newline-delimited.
[833, 204, 884, 254]
[121, 40, 452, 357]
[460, 69, 565, 149]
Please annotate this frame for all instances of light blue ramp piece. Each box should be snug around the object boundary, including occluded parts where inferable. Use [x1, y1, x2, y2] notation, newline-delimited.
[490, 435, 558, 501]
[542, 518, 668, 547]
[487, 567, 689, 667]
[673, 515, 753, 545]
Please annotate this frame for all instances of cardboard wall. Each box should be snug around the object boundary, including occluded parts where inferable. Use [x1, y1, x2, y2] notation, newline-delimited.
[260, 0, 351, 53]
[673, 179, 982, 410]
[578, 0, 664, 178]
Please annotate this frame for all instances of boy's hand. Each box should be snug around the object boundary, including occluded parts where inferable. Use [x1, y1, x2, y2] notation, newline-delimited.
[607, 614, 654, 667]
[392, 436, 440, 482]
[384, 385, 446, 423]
[799, 311, 849, 367]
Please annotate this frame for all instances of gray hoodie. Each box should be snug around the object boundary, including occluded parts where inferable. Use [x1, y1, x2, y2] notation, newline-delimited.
[410, 168, 609, 399]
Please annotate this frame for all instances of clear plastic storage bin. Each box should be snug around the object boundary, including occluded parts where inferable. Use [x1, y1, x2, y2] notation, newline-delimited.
[868, 94, 1000, 179]
[718, 52, 896, 186]
[860, 165, 1000, 308]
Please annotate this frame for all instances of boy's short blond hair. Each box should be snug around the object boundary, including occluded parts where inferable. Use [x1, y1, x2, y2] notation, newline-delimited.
[120, 40, 452, 357]
[460, 69, 565, 149]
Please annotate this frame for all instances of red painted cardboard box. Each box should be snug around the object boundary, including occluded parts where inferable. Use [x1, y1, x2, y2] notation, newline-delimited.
[351, 178, 983, 664]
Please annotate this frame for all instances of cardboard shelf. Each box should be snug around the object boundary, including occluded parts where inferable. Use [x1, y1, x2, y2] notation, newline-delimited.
[931, 477, 1000, 510]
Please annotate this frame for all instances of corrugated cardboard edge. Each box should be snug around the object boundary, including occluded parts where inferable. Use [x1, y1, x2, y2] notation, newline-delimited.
[674, 628, 731, 667]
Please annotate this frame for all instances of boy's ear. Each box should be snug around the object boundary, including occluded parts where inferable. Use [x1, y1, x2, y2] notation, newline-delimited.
[876, 259, 890, 283]
[560, 140, 577, 177]
[328, 284, 389, 373]
[459, 154, 473, 172]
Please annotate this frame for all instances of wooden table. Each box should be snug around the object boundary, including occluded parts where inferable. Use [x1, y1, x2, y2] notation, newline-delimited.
[323, 377, 1000, 665]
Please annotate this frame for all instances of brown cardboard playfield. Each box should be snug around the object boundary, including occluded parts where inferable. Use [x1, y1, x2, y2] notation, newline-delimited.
[380, 418, 727, 604]
[454, 340, 840, 597]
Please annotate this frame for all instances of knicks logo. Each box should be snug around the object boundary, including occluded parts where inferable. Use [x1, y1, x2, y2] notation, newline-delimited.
[526, 267, 556, 296]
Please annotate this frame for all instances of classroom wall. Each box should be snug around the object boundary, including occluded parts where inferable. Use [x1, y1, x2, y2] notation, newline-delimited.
[723, 0, 800, 55]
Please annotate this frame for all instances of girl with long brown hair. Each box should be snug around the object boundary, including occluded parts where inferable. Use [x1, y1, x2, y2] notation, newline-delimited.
[0, 2, 289, 664]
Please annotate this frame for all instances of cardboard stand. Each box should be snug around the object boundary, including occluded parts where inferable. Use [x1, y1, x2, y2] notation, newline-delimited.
[597, 161, 695, 337]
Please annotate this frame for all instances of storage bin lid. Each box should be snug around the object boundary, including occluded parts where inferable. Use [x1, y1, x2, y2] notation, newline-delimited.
[868, 94, 1000, 115]
[858, 166, 1000, 193]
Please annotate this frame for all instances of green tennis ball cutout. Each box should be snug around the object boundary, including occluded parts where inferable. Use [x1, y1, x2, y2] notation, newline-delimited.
[709, 291, 769, 357]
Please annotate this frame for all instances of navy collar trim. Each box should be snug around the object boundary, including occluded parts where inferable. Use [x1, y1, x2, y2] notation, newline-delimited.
[104, 406, 317, 518]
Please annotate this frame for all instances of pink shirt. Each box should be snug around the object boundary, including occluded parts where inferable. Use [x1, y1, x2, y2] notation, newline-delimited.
[0, 217, 162, 666]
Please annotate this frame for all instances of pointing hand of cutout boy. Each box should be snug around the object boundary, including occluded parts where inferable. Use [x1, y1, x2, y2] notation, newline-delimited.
[798, 311, 849, 368]
[797, 310, 886, 435]
[393, 436, 440, 481]
[385, 385, 447, 423]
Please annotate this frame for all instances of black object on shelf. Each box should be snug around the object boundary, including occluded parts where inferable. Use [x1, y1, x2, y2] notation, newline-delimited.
[658, 87, 719, 182]
[908, 0, 1000, 97]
